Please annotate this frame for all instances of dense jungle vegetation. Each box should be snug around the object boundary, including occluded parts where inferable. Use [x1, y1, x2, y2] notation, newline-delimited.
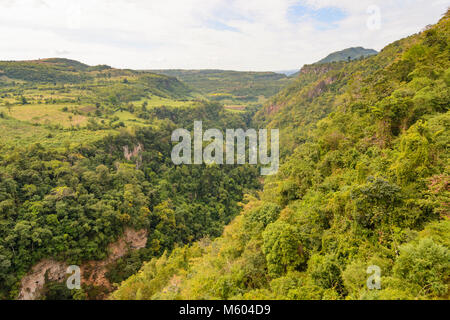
[0, 59, 270, 299]
[112, 11, 450, 300]
[0, 9, 449, 302]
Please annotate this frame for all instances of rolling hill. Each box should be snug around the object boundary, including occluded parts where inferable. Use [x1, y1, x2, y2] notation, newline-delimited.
[0, 59, 198, 148]
[316, 47, 378, 64]
[149, 69, 293, 106]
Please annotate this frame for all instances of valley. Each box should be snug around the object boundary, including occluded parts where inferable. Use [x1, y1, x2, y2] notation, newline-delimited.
[0, 10, 449, 302]
[113, 11, 450, 301]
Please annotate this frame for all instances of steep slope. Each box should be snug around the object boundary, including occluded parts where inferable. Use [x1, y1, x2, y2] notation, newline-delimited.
[112, 10, 450, 300]
[0, 58, 265, 299]
[0, 101, 261, 300]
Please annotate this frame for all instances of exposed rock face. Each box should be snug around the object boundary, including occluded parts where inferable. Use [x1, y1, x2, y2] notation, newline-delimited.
[81, 228, 148, 293]
[123, 143, 144, 169]
[265, 63, 340, 116]
[299, 64, 335, 77]
[123, 143, 143, 161]
[18, 228, 148, 300]
[265, 65, 339, 117]
[307, 75, 338, 100]
[266, 103, 283, 115]
[18, 259, 69, 300]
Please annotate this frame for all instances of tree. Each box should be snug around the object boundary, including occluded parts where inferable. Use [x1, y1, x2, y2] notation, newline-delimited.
[5, 101, 11, 113]
[307, 254, 343, 292]
[20, 96, 28, 105]
[262, 220, 306, 278]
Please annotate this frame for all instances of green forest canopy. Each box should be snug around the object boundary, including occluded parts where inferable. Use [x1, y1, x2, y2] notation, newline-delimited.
[112, 10, 450, 301]
[0, 10, 449, 301]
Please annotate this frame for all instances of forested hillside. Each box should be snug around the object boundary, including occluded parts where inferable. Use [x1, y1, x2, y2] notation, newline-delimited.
[0, 58, 264, 299]
[113, 11, 450, 300]
[0, 101, 261, 300]
[150, 69, 292, 107]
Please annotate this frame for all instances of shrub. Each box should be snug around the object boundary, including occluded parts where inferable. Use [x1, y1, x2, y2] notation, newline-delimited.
[393, 238, 449, 297]
[307, 254, 344, 292]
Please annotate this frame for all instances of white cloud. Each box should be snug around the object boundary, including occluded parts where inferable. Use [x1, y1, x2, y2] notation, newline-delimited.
[0, 0, 448, 70]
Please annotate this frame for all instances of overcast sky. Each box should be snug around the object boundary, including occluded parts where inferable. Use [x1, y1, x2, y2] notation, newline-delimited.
[0, 0, 449, 71]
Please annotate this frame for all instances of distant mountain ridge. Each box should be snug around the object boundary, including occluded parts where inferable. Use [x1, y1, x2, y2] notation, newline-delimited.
[290, 46, 378, 77]
[316, 46, 378, 64]
[275, 70, 299, 76]
[149, 69, 292, 103]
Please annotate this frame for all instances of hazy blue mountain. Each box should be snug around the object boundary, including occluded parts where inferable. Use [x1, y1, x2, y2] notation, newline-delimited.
[274, 69, 299, 76]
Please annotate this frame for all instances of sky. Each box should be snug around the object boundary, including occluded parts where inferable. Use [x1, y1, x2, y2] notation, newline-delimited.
[0, 0, 449, 71]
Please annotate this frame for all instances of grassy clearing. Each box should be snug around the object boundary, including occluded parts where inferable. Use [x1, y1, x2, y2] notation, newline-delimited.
[112, 111, 149, 127]
[7, 104, 88, 127]
[224, 105, 246, 112]
[0, 117, 113, 148]
[131, 95, 195, 108]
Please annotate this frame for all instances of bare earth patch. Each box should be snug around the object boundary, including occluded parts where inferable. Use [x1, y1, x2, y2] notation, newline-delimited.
[18, 228, 148, 300]
[18, 259, 68, 300]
